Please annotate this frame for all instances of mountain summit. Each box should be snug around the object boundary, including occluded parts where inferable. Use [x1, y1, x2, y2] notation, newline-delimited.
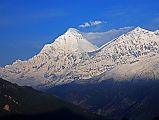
[66, 28, 80, 34]
[40, 28, 97, 54]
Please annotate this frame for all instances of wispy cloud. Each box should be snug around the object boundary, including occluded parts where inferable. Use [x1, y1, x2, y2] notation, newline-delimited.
[79, 20, 106, 28]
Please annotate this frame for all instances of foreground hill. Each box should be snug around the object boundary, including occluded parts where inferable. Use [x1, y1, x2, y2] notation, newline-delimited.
[0, 78, 107, 120]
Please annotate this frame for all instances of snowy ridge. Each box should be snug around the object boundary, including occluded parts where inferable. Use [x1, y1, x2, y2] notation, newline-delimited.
[1, 27, 159, 88]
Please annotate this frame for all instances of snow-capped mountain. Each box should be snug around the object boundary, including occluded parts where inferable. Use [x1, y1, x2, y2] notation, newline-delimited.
[46, 27, 159, 120]
[66, 27, 159, 81]
[0, 28, 97, 87]
[0, 27, 159, 88]
[82, 26, 134, 47]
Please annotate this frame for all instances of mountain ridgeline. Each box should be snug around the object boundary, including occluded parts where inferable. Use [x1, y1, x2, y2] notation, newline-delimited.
[1, 27, 159, 88]
[0, 27, 159, 120]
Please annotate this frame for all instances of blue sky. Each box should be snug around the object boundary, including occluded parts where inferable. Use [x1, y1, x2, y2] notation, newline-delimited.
[0, 0, 159, 66]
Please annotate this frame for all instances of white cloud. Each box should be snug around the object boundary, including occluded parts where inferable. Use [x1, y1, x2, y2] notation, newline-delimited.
[79, 20, 106, 28]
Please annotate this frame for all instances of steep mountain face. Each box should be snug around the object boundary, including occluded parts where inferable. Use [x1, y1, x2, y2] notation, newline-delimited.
[68, 27, 159, 81]
[0, 78, 107, 120]
[0, 28, 97, 88]
[82, 27, 134, 47]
